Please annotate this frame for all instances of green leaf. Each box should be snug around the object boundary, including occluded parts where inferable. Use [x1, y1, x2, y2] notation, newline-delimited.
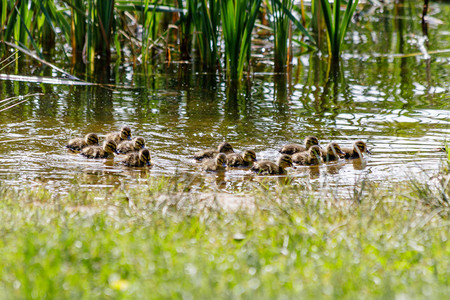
[272, 0, 315, 44]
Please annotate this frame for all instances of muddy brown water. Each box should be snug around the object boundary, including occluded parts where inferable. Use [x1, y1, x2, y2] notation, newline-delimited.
[0, 1, 448, 195]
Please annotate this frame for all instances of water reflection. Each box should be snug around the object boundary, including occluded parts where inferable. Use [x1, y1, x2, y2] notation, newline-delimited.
[0, 1, 448, 194]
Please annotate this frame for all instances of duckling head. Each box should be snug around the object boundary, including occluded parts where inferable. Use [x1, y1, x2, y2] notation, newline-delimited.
[218, 142, 234, 154]
[305, 136, 320, 149]
[278, 154, 293, 169]
[243, 150, 257, 163]
[216, 153, 227, 167]
[327, 142, 345, 157]
[120, 126, 132, 140]
[134, 137, 145, 149]
[139, 149, 151, 166]
[103, 140, 118, 154]
[85, 133, 99, 145]
[309, 145, 322, 159]
[354, 140, 371, 155]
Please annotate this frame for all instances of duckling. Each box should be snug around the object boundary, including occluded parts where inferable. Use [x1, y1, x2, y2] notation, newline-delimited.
[280, 136, 320, 155]
[122, 148, 152, 167]
[321, 142, 345, 162]
[292, 145, 322, 165]
[251, 154, 293, 175]
[342, 140, 371, 159]
[66, 133, 99, 151]
[80, 140, 118, 159]
[193, 142, 234, 161]
[202, 153, 227, 172]
[117, 137, 146, 154]
[105, 126, 132, 144]
[226, 150, 257, 167]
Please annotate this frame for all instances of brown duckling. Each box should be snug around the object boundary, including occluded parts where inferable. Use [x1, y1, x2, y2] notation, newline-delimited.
[193, 142, 234, 161]
[280, 136, 320, 155]
[117, 137, 146, 154]
[321, 142, 345, 162]
[105, 126, 132, 144]
[66, 133, 99, 151]
[122, 148, 151, 167]
[81, 140, 118, 159]
[202, 153, 227, 172]
[251, 154, 293, 175]
[226, 150, 257, 167]
[342, 140, 371, 159]
[292, 145, 322, 165]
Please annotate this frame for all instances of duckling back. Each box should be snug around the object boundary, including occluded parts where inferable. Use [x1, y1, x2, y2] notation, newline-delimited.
[194, 148, 218, 161]
[280, 136, 319, 155]
[123, 149, 152, 167]
[292, 145, 322, 165]
[81, 140, 117, 159]
[194, 142, 235, 161]
[251, 154, 292, 175]
[81, 146, 108, 158]
[117, 137, 145, 154]
[226, 150, 257, 167]
[202, 153, 226, 172]
[321, 142, 344, 162]
[251, 160, 283, 175]
[342, 141, 371, 159]
[66, 133, 99, 151]
[279, 143, 305, 155]
[106, 126, 132, 144]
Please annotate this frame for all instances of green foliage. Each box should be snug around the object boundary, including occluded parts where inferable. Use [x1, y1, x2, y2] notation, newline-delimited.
[319, 0, 359, 57]
[178, 0, 195, 60]
[193, 0, 220, 69]
[0, 0, 323, 76]
[270, 0, 294, 71]
[141, 0, 158, 63]
[0, 177, 449, 298]
[70, 0, 87, 58]
[220, 0, 262, 81]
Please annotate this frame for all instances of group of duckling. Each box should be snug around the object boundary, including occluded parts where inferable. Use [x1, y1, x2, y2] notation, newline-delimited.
[67, 127, 371, 175]
[66, 126, 151, 167]
[195, 136, 371, 175]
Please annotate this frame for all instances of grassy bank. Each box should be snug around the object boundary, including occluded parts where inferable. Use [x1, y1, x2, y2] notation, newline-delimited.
[0, 174, 449, 299]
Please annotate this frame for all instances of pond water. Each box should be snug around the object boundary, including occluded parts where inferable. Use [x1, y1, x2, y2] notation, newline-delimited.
[0, 1, 449, 195]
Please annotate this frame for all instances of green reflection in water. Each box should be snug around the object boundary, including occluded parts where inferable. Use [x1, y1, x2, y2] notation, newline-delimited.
[0, 0, 448, 193]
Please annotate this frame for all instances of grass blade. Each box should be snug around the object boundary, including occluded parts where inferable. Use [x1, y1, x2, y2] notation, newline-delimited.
[320, 0, 334, 48]
[272, 0, 315, 44]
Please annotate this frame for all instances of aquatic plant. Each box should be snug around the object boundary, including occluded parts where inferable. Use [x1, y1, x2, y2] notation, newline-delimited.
[220, 0, 262, 81]
[177, 0, 195, 60]
[269, 0, 294, 71]
[1, 0, 324, 78]
[70, 0, 87, 62]
[85, 0, 116, 62]
[193, 0, 220, 69]
[141, 0, 159, 63]
[320, 0, 359, 57]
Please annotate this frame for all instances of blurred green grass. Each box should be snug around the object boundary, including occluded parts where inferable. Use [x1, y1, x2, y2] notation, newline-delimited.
[0, 174, 449, 299]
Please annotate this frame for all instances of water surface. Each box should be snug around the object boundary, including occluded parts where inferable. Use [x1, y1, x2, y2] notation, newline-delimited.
[0, 1, 448, 195]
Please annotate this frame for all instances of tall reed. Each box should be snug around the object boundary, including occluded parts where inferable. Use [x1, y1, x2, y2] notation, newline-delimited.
[70, 0, 87, 62]
[270, 0, 294, 71]
[141, 0, 158, 63]
[194, 0, 220, 69]
[320, 0, 359, 58]
[178, 0, 195, 60]
[95, 0, 115, 60]
[4, 0, 41, 57]
[220, 0, 262, 81]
